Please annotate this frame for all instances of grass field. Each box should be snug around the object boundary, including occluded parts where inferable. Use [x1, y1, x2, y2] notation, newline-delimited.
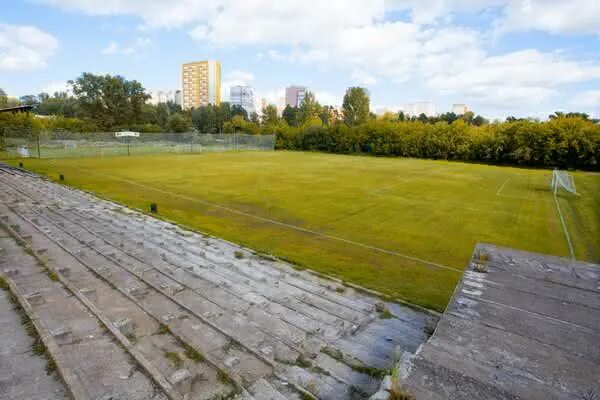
[4, 151, 599, 311]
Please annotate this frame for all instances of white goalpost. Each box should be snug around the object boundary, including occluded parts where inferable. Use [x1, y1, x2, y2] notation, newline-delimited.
[551, 170, 578, 195]
[550, 169, 577, 260]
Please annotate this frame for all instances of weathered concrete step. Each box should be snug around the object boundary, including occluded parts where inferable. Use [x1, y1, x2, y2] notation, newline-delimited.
[0, 232, 169, 400]
[2, 204, 274, 388]
[249, 378, 288, 400]
[0, 169, 432, 400]
[32, 208, 307, 360]
[0, 286, 71, 400]
[313, 352, 380, 394]
[74, 206, 374, 317]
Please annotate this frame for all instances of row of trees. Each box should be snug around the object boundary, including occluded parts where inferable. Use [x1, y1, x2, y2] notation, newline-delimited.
[2, 73, 599, 169]
[5, 72, 489, 133]
[272, 116, 599, 170]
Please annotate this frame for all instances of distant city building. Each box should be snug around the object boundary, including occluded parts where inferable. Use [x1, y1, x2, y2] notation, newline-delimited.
[181, 60, 221, 109]
[230, 85, 255, 114]
[404, 102, 436, 117]
[452, 103, 468, 115]
[285, 86, 307, 107]
[148, 90, 176, 105]
[174, 90, 182, 107]
[259, 97, 269, 114]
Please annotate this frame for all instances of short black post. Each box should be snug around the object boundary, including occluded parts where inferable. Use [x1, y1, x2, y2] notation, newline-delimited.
[59, 174, 64, 181]
[18, 162, 23, 168]
[150, 203, 158, 213]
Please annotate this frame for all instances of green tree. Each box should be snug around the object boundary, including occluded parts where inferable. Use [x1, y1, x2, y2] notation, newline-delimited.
[192, 105, 217, 133]
[319, 106, 336, 126]
[69, 72, 150, 129]
[297, 92, 320, 125]
[282, 105, 298, 126]
[19, 95, 39, 106]
[342, 87, 370, 126]
[231, 104, 248, 120]
[215, 102, 232, 132]
[262, 104, 279, 125]
[168, 113, 191, 132]
[36, 92, 78, 117]
[0, 88, 7, 107]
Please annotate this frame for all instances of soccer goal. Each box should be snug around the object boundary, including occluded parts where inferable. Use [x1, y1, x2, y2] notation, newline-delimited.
[551, 170, 578, 195]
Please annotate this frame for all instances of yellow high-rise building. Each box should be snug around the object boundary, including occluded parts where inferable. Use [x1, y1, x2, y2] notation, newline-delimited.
[181, 60, 221, 109]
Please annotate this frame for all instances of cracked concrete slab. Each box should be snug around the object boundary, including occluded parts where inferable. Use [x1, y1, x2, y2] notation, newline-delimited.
[398, 243, 600, 400]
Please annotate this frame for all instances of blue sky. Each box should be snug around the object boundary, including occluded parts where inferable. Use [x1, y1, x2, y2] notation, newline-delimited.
[1, 0, 599, 119]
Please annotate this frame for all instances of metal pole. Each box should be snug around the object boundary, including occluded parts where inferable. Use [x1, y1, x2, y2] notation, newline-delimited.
[127, 136, 130, 156]
[37, 131, 41, 159]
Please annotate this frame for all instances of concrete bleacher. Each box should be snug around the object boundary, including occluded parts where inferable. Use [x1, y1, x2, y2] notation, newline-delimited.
[0, 162, 432, 400]
[395, 243, 600, 400]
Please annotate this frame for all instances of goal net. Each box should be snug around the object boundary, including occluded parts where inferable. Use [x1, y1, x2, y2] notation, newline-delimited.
[551, 170, 578, 195]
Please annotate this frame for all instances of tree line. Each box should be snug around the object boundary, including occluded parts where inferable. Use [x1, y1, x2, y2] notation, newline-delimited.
[273, 116, 599, 170]
[1, 73, 599, 170]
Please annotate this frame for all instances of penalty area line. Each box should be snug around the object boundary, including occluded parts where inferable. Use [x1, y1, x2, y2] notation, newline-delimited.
[496, 179, 510, 196]
[48, 159, 463, 274]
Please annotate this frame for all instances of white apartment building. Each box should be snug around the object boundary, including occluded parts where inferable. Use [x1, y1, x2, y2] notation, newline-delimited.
[404, 102, 436, 117]
[230, 85, 256, 114]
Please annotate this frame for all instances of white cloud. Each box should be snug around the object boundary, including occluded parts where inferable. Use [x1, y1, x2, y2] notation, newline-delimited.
[101, 37, 151, 56]
[497, 0, 600, 35]
[572, 90, 600, 109]
[385, 0, 504, 24]
[35, 0, 600, 113]
[351, 70, 377, 86]
[38, 80, 71, 95]
[37, 0, 220, 28]
[188, 25, 208, 40]
[0, 23, 59, 71]
[313, 90, 342, 106]
[225, 70, 254, 82]
[101, 41, 120, 55]
[426, 49, 600, 106]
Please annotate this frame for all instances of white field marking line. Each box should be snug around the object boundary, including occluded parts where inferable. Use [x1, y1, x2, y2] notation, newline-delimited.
[496, 179, 510, 195]
[553, 193, 576, 261]
[48, 160, 463, 273]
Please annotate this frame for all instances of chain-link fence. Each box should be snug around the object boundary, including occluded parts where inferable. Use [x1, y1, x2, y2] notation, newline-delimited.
[0, 128, 275, 159]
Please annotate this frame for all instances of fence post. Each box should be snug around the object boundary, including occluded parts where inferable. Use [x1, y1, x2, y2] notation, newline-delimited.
[36, 130, 41, 159]
[190, 132, 193, 154]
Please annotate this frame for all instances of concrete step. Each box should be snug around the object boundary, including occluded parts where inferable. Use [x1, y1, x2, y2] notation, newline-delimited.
[249, 378, 288, 400]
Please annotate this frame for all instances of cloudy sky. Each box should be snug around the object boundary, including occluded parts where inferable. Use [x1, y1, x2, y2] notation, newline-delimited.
[1, 0, 599, 119]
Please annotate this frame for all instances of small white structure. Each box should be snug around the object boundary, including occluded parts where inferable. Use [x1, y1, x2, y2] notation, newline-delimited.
[452, 104, 468, 115]
[551, 170, 578, 195]
[115, 131, 140, 138]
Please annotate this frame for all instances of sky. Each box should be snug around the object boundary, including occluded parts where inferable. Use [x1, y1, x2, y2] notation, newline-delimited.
[1, 0, 600, 120]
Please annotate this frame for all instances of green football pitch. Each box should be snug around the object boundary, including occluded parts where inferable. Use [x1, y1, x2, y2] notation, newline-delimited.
[5, 151, 599, 311]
